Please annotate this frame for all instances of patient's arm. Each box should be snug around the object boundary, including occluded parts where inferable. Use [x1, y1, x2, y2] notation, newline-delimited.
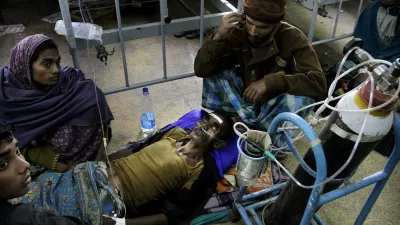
[125, 213, 168, 225]
[106, 148, 134, 161]
[107, 128, 173, 161]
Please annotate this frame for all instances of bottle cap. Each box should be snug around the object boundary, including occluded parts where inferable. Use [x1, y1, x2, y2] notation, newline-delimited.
[142, 87, 149, 94]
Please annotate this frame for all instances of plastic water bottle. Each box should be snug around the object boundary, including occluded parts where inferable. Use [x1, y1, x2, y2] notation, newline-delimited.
[54, 20, 103, 43]
[140, 87, 156, 135]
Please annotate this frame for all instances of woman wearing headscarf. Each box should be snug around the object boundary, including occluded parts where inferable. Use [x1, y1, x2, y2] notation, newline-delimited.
[0, 34, 114, 178]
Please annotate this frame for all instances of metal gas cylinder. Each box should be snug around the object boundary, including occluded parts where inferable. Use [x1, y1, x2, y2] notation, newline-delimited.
[264, 48, 399, 225]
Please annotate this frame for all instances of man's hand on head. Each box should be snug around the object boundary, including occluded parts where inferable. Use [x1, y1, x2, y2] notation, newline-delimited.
[213, 12, 246, 42]
[244, 79, 268, 105]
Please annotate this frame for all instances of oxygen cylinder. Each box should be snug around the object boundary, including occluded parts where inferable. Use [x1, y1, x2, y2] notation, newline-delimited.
[263, 56, 400, 224]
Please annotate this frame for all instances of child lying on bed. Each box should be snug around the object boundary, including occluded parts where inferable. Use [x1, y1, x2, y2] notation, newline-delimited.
[11, 111, 235, 225]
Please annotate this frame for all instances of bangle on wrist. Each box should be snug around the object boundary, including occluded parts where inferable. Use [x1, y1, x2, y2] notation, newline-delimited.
[51, 154, 60, 171]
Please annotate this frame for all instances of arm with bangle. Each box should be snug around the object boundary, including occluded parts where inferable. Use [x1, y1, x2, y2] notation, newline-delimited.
[22, 125, 111, 172]
[21, 145, 72, 173]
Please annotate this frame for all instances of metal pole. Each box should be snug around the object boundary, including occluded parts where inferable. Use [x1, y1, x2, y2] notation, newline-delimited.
[73, 13, 229, 48]
[69, 47, 80, 69]
[355, 116, 400, 225]
[332, 0, 344, 38]
[308, 0, 319, 41]
[235, 186, 247, 204]
[354, 176, 392, 224]
[235, 203, 252, 225]
[160, 0, 168, 80]
[312, 33, 353, 46]
[114, 0, 130, 87]
[237, 0, 243, 11]
[242, 183, 285, 201]
[58, 0, 80, 69]
[200, 0, 205, 47]
[244, 196, 278, 210]
[265, 113, 327, 225]
[313, 214, 326, 225]
[317, 171, 387, 207]
[104, 72, 193, 95]
[249, 208, 263, 225]
[353, 0, 364, 32]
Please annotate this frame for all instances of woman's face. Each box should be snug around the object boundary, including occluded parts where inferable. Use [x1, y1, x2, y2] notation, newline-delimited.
[31, 48, 61, 86]
[0, 138, 31, 200]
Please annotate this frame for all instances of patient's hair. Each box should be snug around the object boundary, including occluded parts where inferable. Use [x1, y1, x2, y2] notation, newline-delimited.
[0, 121, 13, 143]
[212, 111, 235, 141]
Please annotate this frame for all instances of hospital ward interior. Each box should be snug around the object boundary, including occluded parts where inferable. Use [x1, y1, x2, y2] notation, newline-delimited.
[1, 0, 400, 224]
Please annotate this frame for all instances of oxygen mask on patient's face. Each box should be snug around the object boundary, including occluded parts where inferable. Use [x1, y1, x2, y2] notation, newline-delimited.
[194, 120, 225, 144]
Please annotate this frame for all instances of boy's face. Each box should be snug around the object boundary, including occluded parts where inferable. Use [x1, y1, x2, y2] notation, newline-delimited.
[0, 138, 31, 200]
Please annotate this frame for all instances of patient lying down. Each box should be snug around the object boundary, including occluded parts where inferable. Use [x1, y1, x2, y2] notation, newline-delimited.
[11, 112, 234, 225]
